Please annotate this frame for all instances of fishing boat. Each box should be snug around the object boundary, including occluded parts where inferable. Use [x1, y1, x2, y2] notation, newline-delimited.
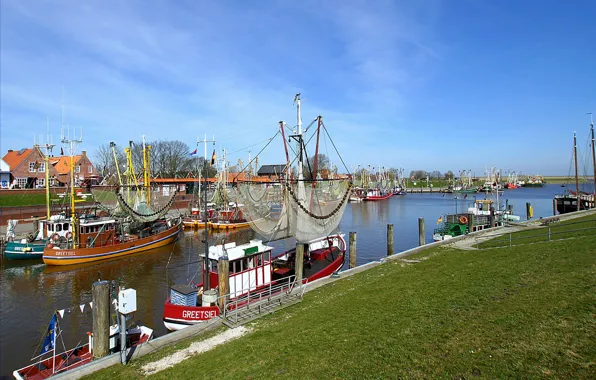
[43, 137, 182, 266]
[554, 122, 596, 214]
[163, 235, 345, 330]
[164, 93, 352, 330]
[433, 198, 520, 241]
[522, 175, 546, 187]
[363, 189, 393, 201]
[13, 290, 153, 379]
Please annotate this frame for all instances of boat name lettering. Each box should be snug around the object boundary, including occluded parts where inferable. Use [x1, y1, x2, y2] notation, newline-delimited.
[56, 250, 76, 256]
[182, 310, 217, 319]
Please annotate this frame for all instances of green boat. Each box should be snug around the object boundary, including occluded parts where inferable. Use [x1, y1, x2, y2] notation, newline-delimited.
[4, 240, 46, 260]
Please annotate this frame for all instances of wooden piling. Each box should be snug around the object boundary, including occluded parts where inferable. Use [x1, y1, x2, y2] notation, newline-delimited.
[217, 256, 230, 310]
[418, 217, 425, 246]
[489, 207, 496, 227]
[349, 232, 357, 269]
[295, 243, 304, 285]
[92, 280, 110, 359]
[552, 198, 557, 216]
[387, 224, 394, 256]
[468, 213, 475, 233]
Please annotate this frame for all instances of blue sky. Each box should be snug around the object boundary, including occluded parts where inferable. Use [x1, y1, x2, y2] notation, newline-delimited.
[1, 0, 595, 177]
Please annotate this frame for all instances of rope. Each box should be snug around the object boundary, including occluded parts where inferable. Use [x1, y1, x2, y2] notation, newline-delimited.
[284, 180, 352, 220]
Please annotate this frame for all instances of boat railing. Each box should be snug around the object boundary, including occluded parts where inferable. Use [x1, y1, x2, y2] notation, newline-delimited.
[220, 275, 306, 326]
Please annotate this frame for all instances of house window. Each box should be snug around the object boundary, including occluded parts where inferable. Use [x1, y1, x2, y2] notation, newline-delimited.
[75, 166, 80, 173]
[29, 162, 36, 172]
[38, 163, 45, 172]
[17, 178, 27, 188]
[38, 178, 45, 187]
[88, 166, 92, 174]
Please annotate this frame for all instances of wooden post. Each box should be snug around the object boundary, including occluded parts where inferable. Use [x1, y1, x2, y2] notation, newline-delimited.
[468, 213, 474, 233]
[489, 207, 496, 227]
[295, 243, 304, 285]
[92, 280, 110, 359]
[349, 232, 357, 269]
[217, 255, 230, 310]
[552, 198, 557, 215]
[418, 217, 425, 246]
[387, 224, 394, 256]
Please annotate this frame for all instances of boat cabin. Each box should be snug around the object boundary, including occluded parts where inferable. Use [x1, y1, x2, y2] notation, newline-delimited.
[78, 217, 118, 248]
[204, 240, 273, 298]
[36, 215, 73, 241]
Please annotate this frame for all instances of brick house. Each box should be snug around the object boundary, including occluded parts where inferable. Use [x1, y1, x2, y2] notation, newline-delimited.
[2, 148, 99, 188]
[2, 147, 59, 188]
[50, 150, 100, 186]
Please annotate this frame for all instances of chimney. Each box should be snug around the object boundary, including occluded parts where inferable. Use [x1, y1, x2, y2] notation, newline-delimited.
[81, 150, 86, 156]
[8, 150, 13, 153]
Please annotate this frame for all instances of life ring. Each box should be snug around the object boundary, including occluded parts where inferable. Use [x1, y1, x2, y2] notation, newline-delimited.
[51, 233, 60, 242]
[459, 215, 468, 224]
[65, 231, 73, 240]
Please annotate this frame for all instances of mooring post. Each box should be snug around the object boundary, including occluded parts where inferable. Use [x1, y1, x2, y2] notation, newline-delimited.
[387, 224, 394, 256]
[218, 255, 230, 310]
[526, 202, 532, 220]
[92, 280, 110, 359]
[489, 207, 496, 227]
[418, 217, 425, 246]
[468, 213, 474, 233]
[552, 198, 557, 216]
[295, 243, 304, 285]
[349, 232, 357, 269]
[548, 226, 551, 241]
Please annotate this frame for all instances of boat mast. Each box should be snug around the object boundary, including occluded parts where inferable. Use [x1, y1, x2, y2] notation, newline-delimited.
[109, 142, 123, 185]
[61, 120, 82, 249]
[589, 113, 595, 204]
[574, 131, 580, 212]
[295, 93, 304, 183]
[142, 136, 151, 206]
[42, 118, 55, 220]
[199, 134, 215, 291]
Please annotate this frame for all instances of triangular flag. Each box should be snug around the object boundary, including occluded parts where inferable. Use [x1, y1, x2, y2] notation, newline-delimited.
[80, 304, 85, 313]
[89, 302, 93, 309]
[58, 309, 65, 318]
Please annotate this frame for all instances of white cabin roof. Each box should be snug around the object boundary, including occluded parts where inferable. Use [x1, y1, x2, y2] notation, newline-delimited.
[207, 239, 273, 261]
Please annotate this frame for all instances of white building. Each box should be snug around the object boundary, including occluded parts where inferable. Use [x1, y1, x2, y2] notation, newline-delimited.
[0, 158, 10, 188]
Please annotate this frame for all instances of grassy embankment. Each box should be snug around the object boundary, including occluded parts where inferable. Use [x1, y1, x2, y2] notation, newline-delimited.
[478, 214, 596, 249]
[0, 190, 107, 208]
[88, 223, 596, 378]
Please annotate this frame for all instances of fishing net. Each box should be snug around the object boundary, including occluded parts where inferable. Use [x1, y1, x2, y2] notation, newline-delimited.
[114, 186, 177, 222]
[237, 179, 351, 243]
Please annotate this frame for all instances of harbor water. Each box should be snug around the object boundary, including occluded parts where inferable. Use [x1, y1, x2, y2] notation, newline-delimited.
[0, 184, 583, 376]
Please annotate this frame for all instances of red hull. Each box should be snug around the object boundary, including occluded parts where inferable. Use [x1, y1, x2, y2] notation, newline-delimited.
[163, 236, 346, 330]
[363, 193, 393, 201]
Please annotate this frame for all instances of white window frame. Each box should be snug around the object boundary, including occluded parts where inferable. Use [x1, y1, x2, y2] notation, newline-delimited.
[29, 162, 36, 172]
[75, 166, 80, 173]
[17, 177, 27, 188]
[88, 165, 92, 174]
[38, 178, 45, 187]
[38, 162, 45, 172]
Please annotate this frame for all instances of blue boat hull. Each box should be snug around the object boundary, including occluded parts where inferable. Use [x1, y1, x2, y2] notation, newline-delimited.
[4, 241, 45, 260]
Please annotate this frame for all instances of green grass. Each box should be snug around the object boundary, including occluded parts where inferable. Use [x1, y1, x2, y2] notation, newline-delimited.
[87, 233, 596, 379]
[0, 192, 96, 207]
[478, 214, 596, 249]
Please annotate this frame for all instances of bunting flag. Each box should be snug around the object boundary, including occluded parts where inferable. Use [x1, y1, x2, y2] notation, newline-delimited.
[40, 314, 57, 354]
[210, 149, 216, 166]
[58, 309, 65, 318]
[89, 302, 93, 309]
[80, 304, 85, 313]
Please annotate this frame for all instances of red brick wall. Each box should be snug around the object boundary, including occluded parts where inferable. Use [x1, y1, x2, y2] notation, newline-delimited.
[9, 149, 60, 187]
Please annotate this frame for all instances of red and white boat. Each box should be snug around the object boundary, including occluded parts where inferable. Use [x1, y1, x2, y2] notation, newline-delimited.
[13, 313, 153, 379]
[363, 188, 393, 201]
[163, 234, 345, 330]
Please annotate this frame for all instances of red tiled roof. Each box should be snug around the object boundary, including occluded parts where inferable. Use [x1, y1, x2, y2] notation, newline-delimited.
[2, 149, 34, 170]
[51, 155, 82, 175]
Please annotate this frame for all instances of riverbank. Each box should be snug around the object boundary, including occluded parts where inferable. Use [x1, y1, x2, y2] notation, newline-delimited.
[82, 212, 596, 379]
